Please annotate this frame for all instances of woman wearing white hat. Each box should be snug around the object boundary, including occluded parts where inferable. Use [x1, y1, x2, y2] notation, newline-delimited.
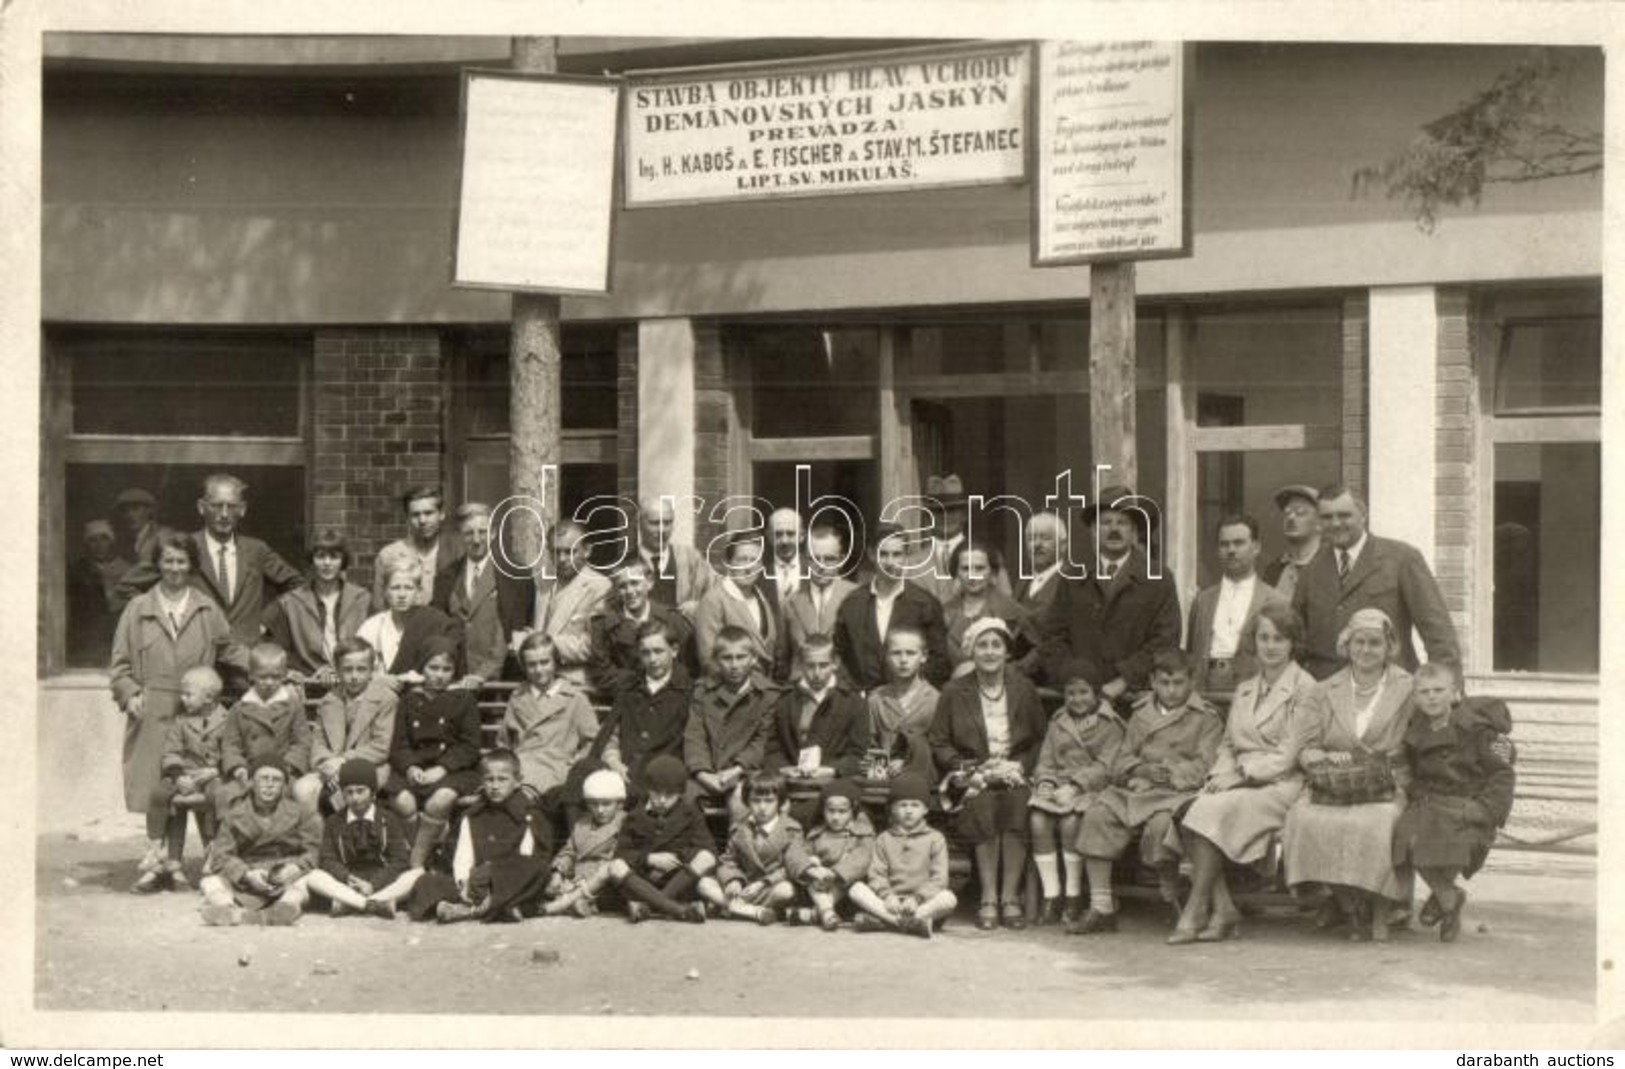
[928, 617, 1049, 931]
[1281, 607, 1416, 941]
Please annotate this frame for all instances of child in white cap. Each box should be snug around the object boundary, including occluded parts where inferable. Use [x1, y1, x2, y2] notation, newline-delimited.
[544, 769, 627, 917]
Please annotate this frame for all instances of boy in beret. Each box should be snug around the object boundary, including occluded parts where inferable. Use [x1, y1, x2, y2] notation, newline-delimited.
[848, 773, 956, 938]
[784, 777, 876, 930]
[301, 758, 419, 918]
[604, 754, 715, 923]
[544, 769, 628, 918]
[199, 750, 322, 926]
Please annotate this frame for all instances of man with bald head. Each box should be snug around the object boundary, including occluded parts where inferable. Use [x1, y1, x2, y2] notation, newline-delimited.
[763, 507, 806, 618]
[531, 519, 613, 690]
[1291, 484, 1460, 680]
[636, 494, 715, 618]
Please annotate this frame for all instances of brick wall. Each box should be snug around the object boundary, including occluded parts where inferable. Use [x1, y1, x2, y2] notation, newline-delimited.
[311, 328, 445, 594]
[1434, 289, 1475, 670]
[1340, 294, 1368, 499]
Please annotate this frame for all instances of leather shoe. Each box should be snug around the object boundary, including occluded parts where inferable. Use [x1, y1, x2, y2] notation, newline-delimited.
[1067, 908, 1119, 936]
[1197, 915, 1240, 943]
[1166, 925, 1201, 946]
[1001, 902, 1027, 930]
[1418, 894, 1443, 927]
[1035, 899, 1063, 927]
[1439, 889, 1467, 943]
[975, 905, 999, 931]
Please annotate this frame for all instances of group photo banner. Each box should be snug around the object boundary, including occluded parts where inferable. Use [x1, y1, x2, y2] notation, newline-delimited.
[623, 41, 1031, 206]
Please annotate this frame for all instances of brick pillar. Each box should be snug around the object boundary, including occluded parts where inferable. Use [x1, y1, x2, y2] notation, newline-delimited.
[1340, 294, 1368, 501]
[312, 328, 445, 595]
[1434, 289, 1476, 671]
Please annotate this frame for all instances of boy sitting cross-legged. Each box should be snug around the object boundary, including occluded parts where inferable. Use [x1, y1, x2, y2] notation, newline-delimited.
[299, 758, 421, 918]
[696, 770, 802, 924]
[783, 777, 875, 930]
[848, 773, 957, 939]
[604, 754, 715, 924]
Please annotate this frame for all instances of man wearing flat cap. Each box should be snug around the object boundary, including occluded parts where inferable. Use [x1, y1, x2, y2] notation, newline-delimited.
[1291, 484, 1460, 680]
[1261, 484, 1323, 603]
[113, 487, 171, 571]
[1038, 486, 1181, 705]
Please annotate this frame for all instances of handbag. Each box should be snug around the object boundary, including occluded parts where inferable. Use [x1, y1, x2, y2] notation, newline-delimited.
[1306, 752, 1396, 806]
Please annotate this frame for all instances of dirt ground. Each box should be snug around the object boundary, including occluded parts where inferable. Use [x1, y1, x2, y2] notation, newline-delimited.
[33, 831, 1596, 1021]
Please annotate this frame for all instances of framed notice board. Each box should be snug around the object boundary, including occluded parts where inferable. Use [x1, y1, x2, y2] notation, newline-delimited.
[453, 69, 622, 295]
[1031, 40, 1193, 266]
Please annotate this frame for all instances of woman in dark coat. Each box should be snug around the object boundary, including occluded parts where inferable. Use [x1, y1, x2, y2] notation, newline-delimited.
[1392, 663, 1516, 942]
[929, 617, 1049, 930]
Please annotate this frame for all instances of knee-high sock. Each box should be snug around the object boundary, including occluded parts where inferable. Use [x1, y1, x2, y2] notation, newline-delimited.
[1085, 857, 1116, 913]
[1033, 852, 1061, 898]
[621, 872, 691, 919]
[1062, 851, 1085, 900]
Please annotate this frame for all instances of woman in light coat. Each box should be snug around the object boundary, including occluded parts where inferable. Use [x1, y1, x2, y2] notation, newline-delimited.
[1169, 602, 1317, 944]
[1281, 607, 1415, 942]
[109, 532, 241, 812]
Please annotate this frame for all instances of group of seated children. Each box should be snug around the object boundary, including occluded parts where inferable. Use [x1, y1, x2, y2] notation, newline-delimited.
[135, 607, 1503, 946]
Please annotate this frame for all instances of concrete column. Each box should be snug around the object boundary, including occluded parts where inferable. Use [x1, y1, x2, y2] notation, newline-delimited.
[1367, 286, 1439, 566]
[637, 318, 699, 544]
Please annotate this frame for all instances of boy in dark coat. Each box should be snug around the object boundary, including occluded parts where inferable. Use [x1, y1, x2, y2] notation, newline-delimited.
[685, 626, 780, 822]
[596, 619, 692, 799]
[1393, 664, 1516, 943]
[697, 771, 803, 924]
[301, 758, 419, 918]
[767, 635, 873, 827]
[605, 754, 716, 923]
[406, 750, 554, 923]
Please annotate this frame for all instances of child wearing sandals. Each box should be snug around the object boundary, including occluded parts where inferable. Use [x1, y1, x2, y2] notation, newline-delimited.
[1028, 667, 1125, 927]
[784, 778, 875, 930]
[1392, 663, 1516, 943]
[544, 769, 627, 917]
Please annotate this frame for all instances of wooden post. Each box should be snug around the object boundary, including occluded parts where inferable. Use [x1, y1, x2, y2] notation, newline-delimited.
[508, 36, 562, 568]
[1089, 261, 1138, 490]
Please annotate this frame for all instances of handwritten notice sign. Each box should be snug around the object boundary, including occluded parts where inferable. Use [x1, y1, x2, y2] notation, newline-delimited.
[1032, 40, 1190, 265]
[454, 71, 620, 295]
[624, 43, 1029, 206]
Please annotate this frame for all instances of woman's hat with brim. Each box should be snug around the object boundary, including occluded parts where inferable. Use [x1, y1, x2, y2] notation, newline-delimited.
[960, 616, 1014, 657]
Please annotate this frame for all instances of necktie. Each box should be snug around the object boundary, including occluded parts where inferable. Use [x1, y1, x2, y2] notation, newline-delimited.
[316, 596, 333, 662]
[168, 610, 181, 635]
[1337, 550, 1350, 578]
[217, 543, 232, 604]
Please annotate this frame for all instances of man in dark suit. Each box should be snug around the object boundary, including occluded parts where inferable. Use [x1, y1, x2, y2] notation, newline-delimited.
[1185, 514, 1285, 697]
[762, 507, 805, 620]
[431, 502, 535, 687]
[117, 474, 304, 691]
[1291, 484, 1460, 680]
[1038, 485, 1181, 704]
[833, 523, 951, 690]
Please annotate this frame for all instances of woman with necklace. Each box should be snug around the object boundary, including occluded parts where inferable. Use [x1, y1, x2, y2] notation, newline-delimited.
[110, 531, 240, 814]
[940, 542, 1036, 680]
[928, 617, 1049, 930]
[1281, 607, 1415, 942]
[1169, 603, 1318, 944]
